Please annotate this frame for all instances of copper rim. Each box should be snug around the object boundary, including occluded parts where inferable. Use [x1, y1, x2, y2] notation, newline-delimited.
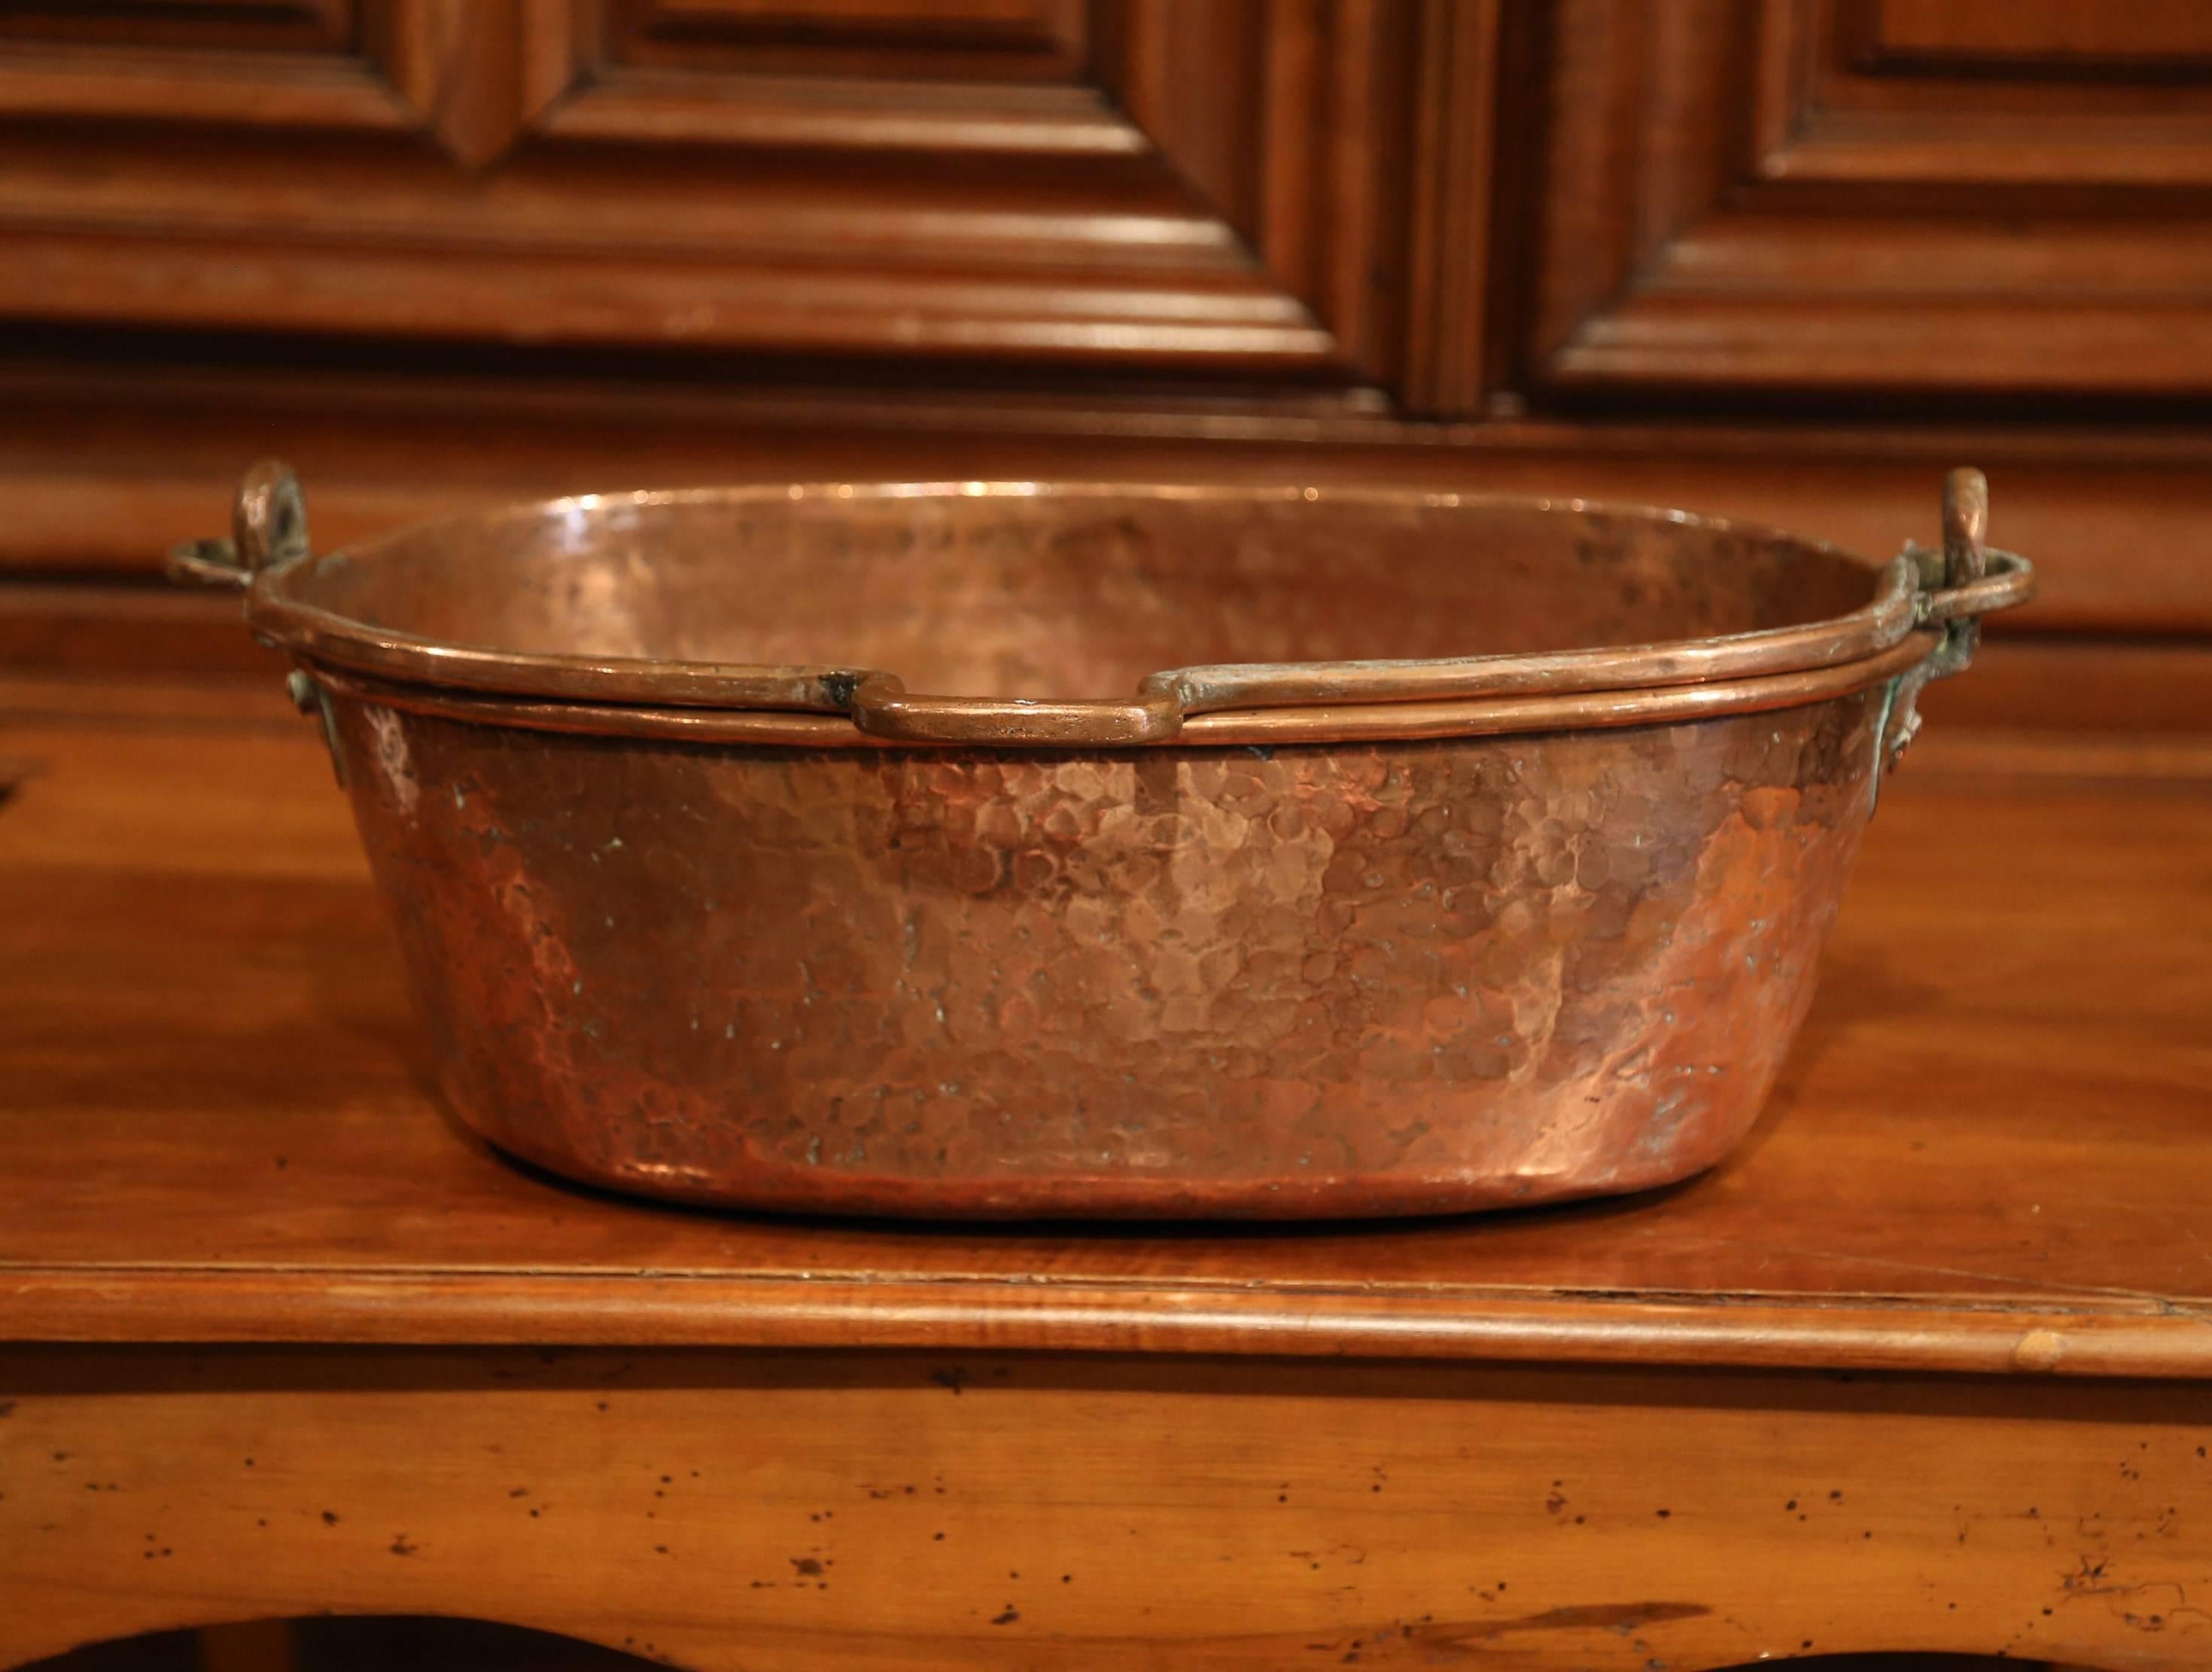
[313, 632, 1942, 750]
[190, 477, 2034, 751]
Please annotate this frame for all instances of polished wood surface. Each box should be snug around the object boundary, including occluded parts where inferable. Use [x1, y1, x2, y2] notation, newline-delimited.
[2, 677, 2207, 1375]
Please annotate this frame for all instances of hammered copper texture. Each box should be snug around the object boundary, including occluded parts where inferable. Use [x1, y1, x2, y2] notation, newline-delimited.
[267, 490, 1882, 706]
[330, 687, 1882, 1218]
[168, 475, 2040, 1218]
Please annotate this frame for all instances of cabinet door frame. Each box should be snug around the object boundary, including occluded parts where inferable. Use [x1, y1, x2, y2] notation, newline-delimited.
[0, 0, 1499, 414]
[1523, 0, 2212, 397]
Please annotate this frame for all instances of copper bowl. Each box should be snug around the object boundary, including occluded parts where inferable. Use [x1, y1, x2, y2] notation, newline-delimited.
[173, 466, 2032, 1219]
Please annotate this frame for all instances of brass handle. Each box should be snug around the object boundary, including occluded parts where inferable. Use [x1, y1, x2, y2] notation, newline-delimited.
[165, 459, 311, 590]
[166, 461, 345, 783]
[1880, 467, 2037, 778]
[1918, 553, 2034, 628]
[1906, 467, 2035, 684]
[1942, 463, 1988, 587]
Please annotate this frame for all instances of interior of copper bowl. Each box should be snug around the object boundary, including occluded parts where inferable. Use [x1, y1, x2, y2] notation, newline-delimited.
[272, 487, 1881, 702]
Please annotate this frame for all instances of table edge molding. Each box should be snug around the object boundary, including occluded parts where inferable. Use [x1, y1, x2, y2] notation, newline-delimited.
[5, 1268, 2209, 1378]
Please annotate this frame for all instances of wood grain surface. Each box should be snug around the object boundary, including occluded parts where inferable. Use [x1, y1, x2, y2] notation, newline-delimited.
[2, 1346, 2204, 1670]
[1, 677, 2206, 1375]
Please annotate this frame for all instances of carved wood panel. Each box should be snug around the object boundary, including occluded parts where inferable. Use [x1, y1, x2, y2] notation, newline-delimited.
[601, 0, 1092, 78]
[0, 0, 1493, 411]
[1851, 0, 2212, 69]
[1526, 0, 2212, 396]
[0, 2, 356, 54]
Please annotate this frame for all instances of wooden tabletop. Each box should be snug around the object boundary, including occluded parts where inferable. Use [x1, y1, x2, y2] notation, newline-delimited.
[4, 675, 2209, 1378]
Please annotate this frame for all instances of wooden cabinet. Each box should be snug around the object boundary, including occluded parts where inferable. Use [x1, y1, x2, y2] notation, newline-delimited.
[8, 0, 2195, 404]
[1, 1, 2208, 720]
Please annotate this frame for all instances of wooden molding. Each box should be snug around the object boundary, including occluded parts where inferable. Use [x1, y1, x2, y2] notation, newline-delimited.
[1840, 0, 2212, 74]
[0, 0, 354, 55]
[370, 0, 587, 169]
[0, 42, 409, 129]
[1527, 0, 2212, 395]
[0, 0, 1499, 412]
[604, 0, 1093, 78]
[1760, 0, 2212, 187]
[540, 69, 1142, 151]
[1400, 0, 1500, 415]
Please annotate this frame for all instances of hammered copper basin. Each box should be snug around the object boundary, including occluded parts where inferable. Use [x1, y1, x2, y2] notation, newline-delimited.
[175, 470, 2033, 1219]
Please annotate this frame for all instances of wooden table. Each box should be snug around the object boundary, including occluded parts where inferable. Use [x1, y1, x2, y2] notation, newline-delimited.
[3, 677, 2208, 1672]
